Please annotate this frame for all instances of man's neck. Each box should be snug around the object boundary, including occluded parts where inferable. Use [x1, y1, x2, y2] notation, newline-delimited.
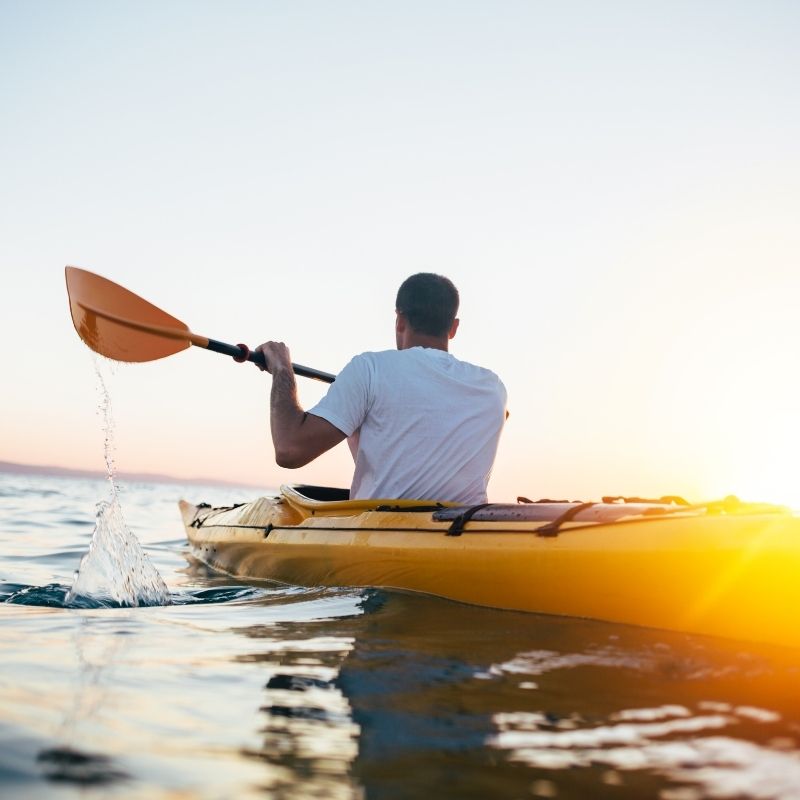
[399, 333, 449, 352]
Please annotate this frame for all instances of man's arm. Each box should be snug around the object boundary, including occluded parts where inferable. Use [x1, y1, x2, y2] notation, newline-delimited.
[256, 341, 346, 469]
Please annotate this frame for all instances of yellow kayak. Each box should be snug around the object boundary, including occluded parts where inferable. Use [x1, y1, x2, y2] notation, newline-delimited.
[180, 485, 800, 649]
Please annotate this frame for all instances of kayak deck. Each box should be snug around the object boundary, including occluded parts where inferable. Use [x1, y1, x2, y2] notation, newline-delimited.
[180, 486, 800, 649]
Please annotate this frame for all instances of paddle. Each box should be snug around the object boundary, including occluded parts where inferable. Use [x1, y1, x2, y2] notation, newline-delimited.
[64, 266, 336, 383]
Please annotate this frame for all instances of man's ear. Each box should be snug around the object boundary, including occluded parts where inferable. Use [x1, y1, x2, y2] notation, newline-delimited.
[396, 311, 407, 332]
[448, 318, 460, 339]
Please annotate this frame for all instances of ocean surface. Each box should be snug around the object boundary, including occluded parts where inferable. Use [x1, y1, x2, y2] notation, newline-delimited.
[2, 470, 800, 800]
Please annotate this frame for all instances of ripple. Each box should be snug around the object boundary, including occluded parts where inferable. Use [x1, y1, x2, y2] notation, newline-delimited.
[478, 640, 780, 684]
[177, 585, 271, 605]
[266, 674, 334, 691]
[4, 582, 162, 609]
[478, 646, 653, 679]
[611, 706, 692, 722]
[490, 703, 798, 799]
[2, 581, 294, 609]
[493, 712, 732, 749]
[37, 747, 128, 785]
[4, 584, 73, 608]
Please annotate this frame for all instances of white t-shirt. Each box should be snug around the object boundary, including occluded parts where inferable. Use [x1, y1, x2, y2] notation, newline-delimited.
[308, 347, 507, 503]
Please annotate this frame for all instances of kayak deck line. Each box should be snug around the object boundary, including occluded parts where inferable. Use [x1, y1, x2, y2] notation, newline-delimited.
[180, 485, 800, 649]
[186, 490, 791, 537]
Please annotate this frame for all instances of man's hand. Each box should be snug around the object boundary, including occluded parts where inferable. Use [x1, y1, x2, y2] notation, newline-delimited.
[255, 341, 293, 375]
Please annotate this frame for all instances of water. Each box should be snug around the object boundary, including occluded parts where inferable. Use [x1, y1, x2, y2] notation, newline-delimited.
[3, 471, 800, 799]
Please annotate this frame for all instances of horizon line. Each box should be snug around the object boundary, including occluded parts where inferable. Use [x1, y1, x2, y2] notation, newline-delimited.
[0, 458, 266, 491]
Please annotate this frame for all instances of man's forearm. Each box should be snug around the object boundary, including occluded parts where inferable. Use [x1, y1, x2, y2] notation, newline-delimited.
[257, 340, 346, 469]
[269, 367, 307, 460]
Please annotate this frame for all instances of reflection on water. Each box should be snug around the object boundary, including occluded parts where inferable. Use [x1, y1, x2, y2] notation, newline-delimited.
[492, 707, 800, 799]
[3, 471, 800, 799]
[37, 745, 130, 786]
[58, 616, 129, 742]
[234, 615, 361, 799]
[335, 594, 800, 800]
[252, 673, 360, 797]
[480, 638, 800, 799]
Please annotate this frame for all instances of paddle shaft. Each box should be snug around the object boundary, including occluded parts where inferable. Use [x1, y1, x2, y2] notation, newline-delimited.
[204, 338, 335, 383]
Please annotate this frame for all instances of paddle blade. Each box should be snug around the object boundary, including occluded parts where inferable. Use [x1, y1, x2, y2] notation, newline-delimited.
[65, 266, 192, 362]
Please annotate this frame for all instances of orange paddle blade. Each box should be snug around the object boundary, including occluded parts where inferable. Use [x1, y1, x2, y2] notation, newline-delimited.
[65, 266, 194, 362]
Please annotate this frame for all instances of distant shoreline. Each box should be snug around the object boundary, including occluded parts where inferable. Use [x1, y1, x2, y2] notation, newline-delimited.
[0, 459, 263, 490]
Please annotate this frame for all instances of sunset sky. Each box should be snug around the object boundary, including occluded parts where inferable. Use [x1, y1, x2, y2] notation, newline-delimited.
[2, 1, 799, 505]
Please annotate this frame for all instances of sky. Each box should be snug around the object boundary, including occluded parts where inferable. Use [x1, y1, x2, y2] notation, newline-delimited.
[1, 0, 799, 505]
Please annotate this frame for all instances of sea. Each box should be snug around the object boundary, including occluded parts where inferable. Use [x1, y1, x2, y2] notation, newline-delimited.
[3, 467, 800, 800]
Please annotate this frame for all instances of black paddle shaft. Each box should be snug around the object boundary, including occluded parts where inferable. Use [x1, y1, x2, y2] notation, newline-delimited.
[205, 338, 336, 384]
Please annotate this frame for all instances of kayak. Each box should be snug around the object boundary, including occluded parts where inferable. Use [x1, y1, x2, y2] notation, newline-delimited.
[180, 485, 800, 649]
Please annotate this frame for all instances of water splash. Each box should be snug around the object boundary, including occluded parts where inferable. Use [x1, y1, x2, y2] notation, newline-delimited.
[65, 360, 170, 607]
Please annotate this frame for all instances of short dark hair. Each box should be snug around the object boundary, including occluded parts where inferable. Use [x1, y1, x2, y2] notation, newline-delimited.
[395, 273, 460, 337]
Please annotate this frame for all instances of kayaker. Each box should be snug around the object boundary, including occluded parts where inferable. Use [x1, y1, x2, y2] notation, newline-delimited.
[255, 273, 507, 503]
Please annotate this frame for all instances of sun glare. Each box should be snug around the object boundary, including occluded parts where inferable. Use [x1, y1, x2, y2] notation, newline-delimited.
[724, 411, 800, 510]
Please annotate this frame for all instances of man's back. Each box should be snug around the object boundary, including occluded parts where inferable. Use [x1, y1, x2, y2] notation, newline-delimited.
[256, 272, 506, 503]
[309, 347, 507, 503]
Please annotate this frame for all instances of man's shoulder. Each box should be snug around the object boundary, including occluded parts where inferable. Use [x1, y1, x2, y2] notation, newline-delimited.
[346, 349, 418, 370]
[350, 349, 396, 361]
[445, 352, 506, 388]
[342, 349, 397, 371]
[346, 349, 504, 391]
[335, 350, 399, 383]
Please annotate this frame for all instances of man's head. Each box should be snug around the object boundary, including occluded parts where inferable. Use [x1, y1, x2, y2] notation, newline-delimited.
[395, 273, 460, 351]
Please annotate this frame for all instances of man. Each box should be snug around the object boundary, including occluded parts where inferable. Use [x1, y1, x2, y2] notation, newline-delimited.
[256, 273, 506, 503]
